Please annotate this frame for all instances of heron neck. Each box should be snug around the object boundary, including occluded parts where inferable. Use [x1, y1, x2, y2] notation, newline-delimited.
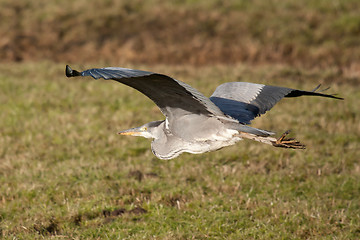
[150, 120, 166, 140]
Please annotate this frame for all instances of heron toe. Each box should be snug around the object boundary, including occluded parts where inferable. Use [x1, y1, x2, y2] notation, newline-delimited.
[273, 131, 306, 149]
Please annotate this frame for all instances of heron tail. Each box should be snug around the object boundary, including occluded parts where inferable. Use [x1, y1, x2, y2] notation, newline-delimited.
[233, 124, 275, 137]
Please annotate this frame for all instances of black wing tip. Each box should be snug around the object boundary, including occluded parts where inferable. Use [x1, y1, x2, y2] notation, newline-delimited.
[312, 84, 344, 100]
[317, 92, 344, 100]
[65, 65, 82, 78]
[332, 95, 344, 100]
[287, 89, 344, 100]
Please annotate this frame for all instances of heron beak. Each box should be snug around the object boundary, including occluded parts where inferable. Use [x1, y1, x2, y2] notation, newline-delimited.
[118, 127, 144, 136]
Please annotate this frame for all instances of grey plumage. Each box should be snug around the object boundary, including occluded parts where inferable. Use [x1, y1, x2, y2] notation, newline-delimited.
[66, 65, 343, 159]
[210, 82, 341, 124]
[71, 67, 225, 120]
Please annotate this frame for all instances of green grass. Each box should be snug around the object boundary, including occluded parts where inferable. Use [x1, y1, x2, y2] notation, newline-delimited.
[0, 62, 359, 239]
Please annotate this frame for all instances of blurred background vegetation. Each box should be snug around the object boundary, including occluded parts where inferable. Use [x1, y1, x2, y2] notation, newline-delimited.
[1, 0, 359, 239]
[1, 0, 360, 70]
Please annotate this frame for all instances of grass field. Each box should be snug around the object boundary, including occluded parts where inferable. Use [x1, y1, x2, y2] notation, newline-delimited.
[1, 0, 360, 239]
[0, 62, 359, 239]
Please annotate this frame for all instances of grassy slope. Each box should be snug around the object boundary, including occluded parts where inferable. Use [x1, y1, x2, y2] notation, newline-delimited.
[0, 0, 360, 68]
[0, 62, 359, 239]
[1, 0, 360, 239]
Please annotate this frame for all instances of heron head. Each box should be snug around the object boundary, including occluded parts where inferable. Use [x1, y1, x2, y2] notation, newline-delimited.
[118, 121, 164, 139]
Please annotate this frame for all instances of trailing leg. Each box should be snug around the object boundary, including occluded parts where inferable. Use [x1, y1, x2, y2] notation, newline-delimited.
[237, 130, 306, 149]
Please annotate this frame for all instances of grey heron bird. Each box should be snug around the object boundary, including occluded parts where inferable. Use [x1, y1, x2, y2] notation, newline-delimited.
[66, 65, 342, 159]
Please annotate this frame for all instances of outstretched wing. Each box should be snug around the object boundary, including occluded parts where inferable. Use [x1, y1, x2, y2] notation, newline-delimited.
[210, 82, 343, 124]
[66, 65, 226, 122]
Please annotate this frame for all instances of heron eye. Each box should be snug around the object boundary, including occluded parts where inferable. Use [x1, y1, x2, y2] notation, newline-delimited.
[143, 127, 147, 131]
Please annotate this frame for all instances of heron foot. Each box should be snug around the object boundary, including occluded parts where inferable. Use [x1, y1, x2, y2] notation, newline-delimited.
[272, 130, 306, 149]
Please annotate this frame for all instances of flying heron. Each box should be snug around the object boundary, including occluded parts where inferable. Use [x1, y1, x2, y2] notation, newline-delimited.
[66, 65, 342, 159]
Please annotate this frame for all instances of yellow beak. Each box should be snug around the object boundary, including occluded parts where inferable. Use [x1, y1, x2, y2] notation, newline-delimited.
[118, 127, 143, 136]
[118, 131, 137, 136]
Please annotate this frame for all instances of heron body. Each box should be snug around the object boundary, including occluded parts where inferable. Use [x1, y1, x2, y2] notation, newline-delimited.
[66, 65, 342, 159]
[144, 120, 241, 160]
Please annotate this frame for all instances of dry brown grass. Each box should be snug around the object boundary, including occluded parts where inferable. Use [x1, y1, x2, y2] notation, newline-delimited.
[1, 0, 360, 72]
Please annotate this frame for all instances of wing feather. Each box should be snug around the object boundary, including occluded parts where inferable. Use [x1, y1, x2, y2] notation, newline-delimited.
[210, 82, 342, 124]
[66, 66, 226, 122]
